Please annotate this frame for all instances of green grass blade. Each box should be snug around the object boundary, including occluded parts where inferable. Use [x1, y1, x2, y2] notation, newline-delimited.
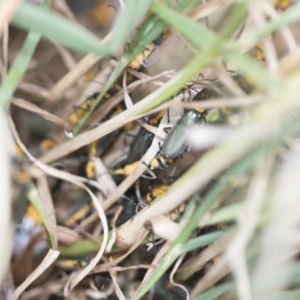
[26, 186, 56, 249]
[0, 30, 40, 109]
[192, 281, 235, 300]
[60, 236, 106, 257]
[180, 231, 226, 253]
[134, 232, 223, 300]
[0, 0, 55, 109]
[12, 2, 107, 55]
[108, 0, 153, 53]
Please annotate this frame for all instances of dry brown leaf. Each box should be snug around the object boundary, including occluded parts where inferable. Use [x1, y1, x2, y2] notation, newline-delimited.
[11, 249, 60, 300]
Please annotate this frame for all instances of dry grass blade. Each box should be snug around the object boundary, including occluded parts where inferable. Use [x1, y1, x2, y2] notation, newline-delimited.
[22, 279, 68, 300]
[11, 97, 70, 130]
[94, 157, 116, 194]
[181, 94, 263, 109]
[49, 53, 102, 101]
[190, 0, 232, 21]
[92, 229, 149, 274]
[17, 82, 51, 102]
[53, 42, 77, 71]
[106, 205, 123, 253]
[132, 242, 171, 299]
[176, 231, 235, 281]
[56, 225, 82, 245]
[0, 0, 23, 39]
[1, 23, 8, 74]
[169, 254, 189, 300]
[11, 249, 60, 300]
[190, 255, 230, 297]
[109, 270, 126, 300]
[0, 111, 14, 287]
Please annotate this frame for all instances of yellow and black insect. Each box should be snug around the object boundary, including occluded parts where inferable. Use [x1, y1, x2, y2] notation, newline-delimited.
[253, 43, 265, 61]
[62, 198, 93, 227]
[128, 36, 163, 71]
[85, 102, 136, 179]
[84, 73, 141, 178]
[55, 257, 89, 271]
[112, 152, 174, 180]
[68, 89, 115, 126]
[125, 109, 166, 165]
[138, 184, 185, 222]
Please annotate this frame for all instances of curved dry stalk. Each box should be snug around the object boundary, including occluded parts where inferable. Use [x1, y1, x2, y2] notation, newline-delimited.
[9, 116, 109, 294]
[169, 254, 189, 300]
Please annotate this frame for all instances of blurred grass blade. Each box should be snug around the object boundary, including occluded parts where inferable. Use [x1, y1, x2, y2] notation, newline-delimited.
[237, 3, 300, 49]
[0, 111, 14, 286]
[108, 0, 152, 53]
[0, 30, 41, 109]
[193, 281, 235, 300]
[0, 1, 52, 109]
[150, 1, 278, 90]
[11, 1, 107, 55]
[180, 231, 226, 253]
[134, 232, 224, 299]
